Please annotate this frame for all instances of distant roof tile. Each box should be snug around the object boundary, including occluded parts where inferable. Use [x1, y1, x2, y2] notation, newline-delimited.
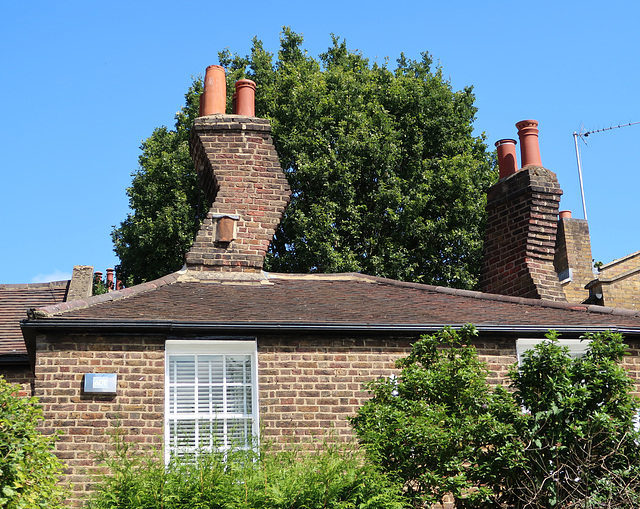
[0, 281, 68, 355]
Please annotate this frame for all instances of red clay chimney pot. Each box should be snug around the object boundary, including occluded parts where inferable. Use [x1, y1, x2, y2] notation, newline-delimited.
[495, 138, 518, 178]
[235, 79, 256, 117]
[202, 65, 226, 116]
[106, 268, 114, 291]
[516, 119, 542, 167]
[559, 210, 572, 219]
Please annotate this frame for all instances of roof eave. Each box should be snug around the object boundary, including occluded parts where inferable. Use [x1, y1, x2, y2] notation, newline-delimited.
[20, 318, 640, 339]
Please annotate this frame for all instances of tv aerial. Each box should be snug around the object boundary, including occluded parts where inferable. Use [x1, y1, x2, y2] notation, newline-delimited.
[573, 120, 640, 220]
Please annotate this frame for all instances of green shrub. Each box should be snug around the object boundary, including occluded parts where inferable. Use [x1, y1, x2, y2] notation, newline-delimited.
[505, 330, 640, 508]
[351, 325, 521, 508]
[0, 377, 66, 509]
[352, 327, 640, 508]
[86, 434, 407, 509]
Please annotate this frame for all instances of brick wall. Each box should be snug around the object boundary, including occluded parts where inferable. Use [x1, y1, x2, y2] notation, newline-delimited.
[187, 115, 291, 272]
[481, 166, 565, 301]
[591, 252, 640, 311]
[34, 333, 165, 507]
[554, 217, 594, 303]
[38, 330, 640, 508]
[600, 274, 640, 311]
[33, 330, 523, 506]
[1, 364, 34, 396]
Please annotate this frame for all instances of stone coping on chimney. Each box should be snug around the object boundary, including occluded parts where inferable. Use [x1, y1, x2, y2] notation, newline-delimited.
[193, 114, 271, 132]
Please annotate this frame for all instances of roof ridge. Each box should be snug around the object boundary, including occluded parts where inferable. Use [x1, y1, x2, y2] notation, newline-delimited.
[0, 281, 69, 290]
[268, 272, 640, 318]
[601, 250, 640, 270]
[31, 272, 182, 318]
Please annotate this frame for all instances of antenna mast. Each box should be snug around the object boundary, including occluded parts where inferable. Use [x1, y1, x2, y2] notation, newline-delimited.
[572, 120, 640, 221]
[572, 131, 588, 220]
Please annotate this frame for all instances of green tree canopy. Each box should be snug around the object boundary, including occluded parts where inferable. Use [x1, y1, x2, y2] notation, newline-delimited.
[113, 28, 495, 287]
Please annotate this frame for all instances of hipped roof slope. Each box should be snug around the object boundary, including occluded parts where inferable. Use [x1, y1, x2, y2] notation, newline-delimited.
[25, 272, 640, 335]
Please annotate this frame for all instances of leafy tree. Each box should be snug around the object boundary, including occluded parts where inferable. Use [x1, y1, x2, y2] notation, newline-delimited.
[113, 28, 495, 287]
[0, 377, 66, 508]
[352, 328, 640, 508]
[112, 84, 207, 286]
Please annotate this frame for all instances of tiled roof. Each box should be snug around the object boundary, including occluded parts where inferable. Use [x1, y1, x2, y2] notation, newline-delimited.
[28, 272, 640, 333]
[0, 281, 68, 355]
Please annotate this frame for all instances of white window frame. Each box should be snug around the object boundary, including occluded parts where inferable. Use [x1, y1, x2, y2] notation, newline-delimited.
[516, 338, 591, 366]
[164, 339, 259, 463]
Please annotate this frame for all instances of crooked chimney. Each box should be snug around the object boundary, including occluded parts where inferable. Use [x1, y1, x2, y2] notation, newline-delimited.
[481, 120, 566, 301]
[186, 66, 290, 273]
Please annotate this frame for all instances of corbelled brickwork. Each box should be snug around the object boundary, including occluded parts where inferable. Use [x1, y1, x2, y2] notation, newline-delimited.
[481, 166, 566, 301]
[554, 217, 594, 303]
[187, 115, 290, 272]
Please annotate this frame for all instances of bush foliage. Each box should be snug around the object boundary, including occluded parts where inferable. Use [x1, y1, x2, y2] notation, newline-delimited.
[86, 435, 407, 509]
[351, 327, 640, 508]
[0, 377, 66, 509]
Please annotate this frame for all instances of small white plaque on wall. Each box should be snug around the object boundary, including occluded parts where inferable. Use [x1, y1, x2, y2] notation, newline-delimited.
[83, 373, 117, 394]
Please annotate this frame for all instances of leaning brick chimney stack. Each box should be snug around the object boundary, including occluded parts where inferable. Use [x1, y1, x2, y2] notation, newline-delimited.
[481, 120, 566, 301]
[186, 66, 290, 273]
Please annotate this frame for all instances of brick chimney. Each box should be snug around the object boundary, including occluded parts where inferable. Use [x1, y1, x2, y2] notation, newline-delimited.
[554, 210, 594, 303]
[186, 67, 290, 273]
[481, 120, 566, 301]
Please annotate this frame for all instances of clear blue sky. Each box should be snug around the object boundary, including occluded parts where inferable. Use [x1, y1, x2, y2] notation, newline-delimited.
[1, 0, 638, 284]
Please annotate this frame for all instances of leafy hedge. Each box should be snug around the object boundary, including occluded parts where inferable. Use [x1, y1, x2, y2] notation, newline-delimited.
[352, 327, 640, 508]
[86, 435, 407, 509]
[0, 377, 66, 509]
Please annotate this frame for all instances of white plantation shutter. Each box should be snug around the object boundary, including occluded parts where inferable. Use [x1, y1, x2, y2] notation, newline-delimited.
[165, 340, 258, 461]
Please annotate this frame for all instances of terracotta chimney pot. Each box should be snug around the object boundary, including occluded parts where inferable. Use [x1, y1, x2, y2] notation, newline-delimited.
[235, 79, 256, 117]
[516, 119, 542, 167]
[106, 268, 114, 291]
[202, 65, 226, 116]
[559, 210, 572, 219]
[495, 139, 518, 178]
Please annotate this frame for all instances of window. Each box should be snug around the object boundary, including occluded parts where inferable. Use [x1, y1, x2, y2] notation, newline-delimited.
[516, 338, 591, 366]
[165, 340, 259, 461]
